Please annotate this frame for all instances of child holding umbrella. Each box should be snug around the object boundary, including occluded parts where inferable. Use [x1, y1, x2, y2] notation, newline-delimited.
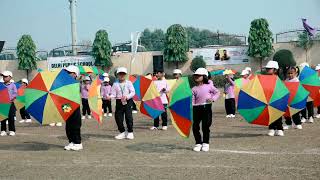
[18, 78, 32, 124]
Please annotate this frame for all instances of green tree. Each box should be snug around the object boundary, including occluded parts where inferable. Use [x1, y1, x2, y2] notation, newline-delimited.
[17, 34, 37, 79]
[273, 49, 296, 80]
[247, 18, 273, 69]
[296, 31, 313, 62]
[163, 24, 189, 68]
[140, 28, 165, 51]
[190, 56, 206, 72]
[92, 30, 112, 70]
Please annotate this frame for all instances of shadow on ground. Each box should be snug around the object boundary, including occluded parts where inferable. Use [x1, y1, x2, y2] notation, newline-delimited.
[126, 143, 189, 153]
[212, 132, 264, 138]
[0, 141, 63, 151]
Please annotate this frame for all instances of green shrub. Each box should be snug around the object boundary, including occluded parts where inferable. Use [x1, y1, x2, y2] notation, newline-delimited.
[190, 56, 206, 72]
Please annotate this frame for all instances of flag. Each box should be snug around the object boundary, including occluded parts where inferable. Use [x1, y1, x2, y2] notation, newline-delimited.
[302, 18, 316, 36]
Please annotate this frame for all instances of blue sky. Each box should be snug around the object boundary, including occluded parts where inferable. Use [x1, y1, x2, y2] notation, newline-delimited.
[1, 0, 319, 50]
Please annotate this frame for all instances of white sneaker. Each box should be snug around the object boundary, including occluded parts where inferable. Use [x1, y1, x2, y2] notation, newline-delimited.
[25, 119, 32, 123]
[104, 113, 107, 117]
[126, 132, 134, 140]
[226, 115, 231, 118]
[307, 117, 314, 123]
[162, 126, 168, 131]
[14, 117, 17, 121]
[193, 144, 202, 152]
[267, 129, 275, 136]
[49, 123, 55, 127]
[56, 122, 63, 127]
[64, 142, 74, 150]
[283, 125, 291, 130]
[9, 131, 15, 136]
[6, 121, 8, 125]
[88, 115, 92, 119]
[276, 130, 284, 136]
[70, 143, 83, 151]
[19, 120, 25, 123]
[81, 116, 86, 120]
[132, 110, 138, 114]
[230, 114, 235, 118]
[115, 132, 126, 140]
[315, 114, 320, 119]
[202, 143, 210, 152]
[108, 113, 113, 117]
[0, 131, 7, 136]
[301, 117, 306, 123]
[295, 125, 303, 129]
[150, 126, 158, 130]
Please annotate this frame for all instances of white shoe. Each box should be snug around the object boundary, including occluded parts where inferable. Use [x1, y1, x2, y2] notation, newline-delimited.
[6, 121, 8, 125]
[150, 126, 158, 130]
[193, 144, 202, 152]
[64, 142, 74, 150]
[267, 129, 275, 136]
[162, 126, 168, 131]
[315, 114, 320, 119]
[9, 131, 15, 136]
[19, 120, 25, 123]
[132, 110, 138, 114]
[0, 131, 7, 136]
[295, 125, 303, 129]
[81, 116, 86, 120]
[104, 113, 107, 117]
[49, 123, 56, 127]
[301, 117, 306, 123]
[88, 115, 92, 119]
[25, 119, 32, 123]
[276, 130, 284, 136]
[56, 122, 63, 127]
[108, 113, 113, 117]
[115, 132, 126, 140]
[126, 132, 134, 140]
[307, 117, 314, 123]
[226, 115, 231, 118]
[70, 143, 83, 151]
[14, 117, 17, 121]
[201, 143, 210, 152]
[283, 125, 291, 130]
[230, 114, 235, 118]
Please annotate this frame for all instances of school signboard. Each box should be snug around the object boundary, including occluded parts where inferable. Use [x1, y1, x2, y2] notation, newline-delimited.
[47, 55, 95, 70]
[191, 46, 249, 65]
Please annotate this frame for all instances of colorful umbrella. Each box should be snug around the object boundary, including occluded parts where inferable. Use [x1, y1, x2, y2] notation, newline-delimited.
[299, 66, 320, 106]
[166, 79, 177, 90]
[168, 77, 193, 138]
[25, 70, 81, 125]
[88, 77, 103, 123]
[0, 83, 11, 121]
[210, 69, 237, 76]
[14, 82, 26, 110]
[284, 82, 309, 117]
[234, 78, 250, 103]
[78, 66, 102, 75]
[131, 75, 165, 119]
[237, 75, 289, 126]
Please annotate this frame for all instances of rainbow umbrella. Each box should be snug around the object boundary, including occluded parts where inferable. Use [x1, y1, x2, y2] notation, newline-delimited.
[299, 66, 320, 106]
[210, 69, 237, 76]
[168, 77, 193, 138]
[237, 75, 289, 126]
[284, 82, 309, 117]
[14, 82, 26, 110]
[0, 83, 11, 121]
[78, 66, 101, 75]
[131, 75, 165, 119]
[88, 77, 103, 123]
[234, 78, 250, 101]
[25, 70, 81, 125]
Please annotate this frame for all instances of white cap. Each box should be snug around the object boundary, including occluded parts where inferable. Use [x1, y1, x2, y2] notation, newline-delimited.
[1, 70, 13, 77]
[103, 77, 110, 82]
[117, 67, 127, 74]
[245, 67, 252, 72]
[241, 70, 249, 76]
[299, 62, 310, 68]
[194, 68, 208, 76]
[0, 77, 3, 83]
[173, 69, 182, 74]
[21, 78, 29, 84]
[315, 65, 320, 71]
[84, 76, 91, 81]
[65, 65, 80, 77]
[265, 61, 279, 69]
[102, 73, 109, 77]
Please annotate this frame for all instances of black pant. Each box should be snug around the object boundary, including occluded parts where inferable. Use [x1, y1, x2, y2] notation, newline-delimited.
[285, 113, 301, 125]
[131, 99, 137, 111]
[20, 107, 30, 119]
[81, 98, 91, 116]
[65, 108, 82, 144]
[301, 101, 314, 118]
[102, 99, 112, 113]
[154, 104, 168, 127]
[225, 98, 236, 115]
[317, 106, 320, 114]
[192, 104, 212, 144]
[1, 103, 16, 132]
[269, 117, 283, 130]
[115, 99, 133, 133]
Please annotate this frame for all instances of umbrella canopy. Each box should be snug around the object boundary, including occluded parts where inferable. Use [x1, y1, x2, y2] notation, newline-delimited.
[168, 77, 193, 138]
[25, 70, 81, 125]
[234, 78, 250, 103]
[0, 83, 11, 121]
[210, 69, 237, 76]
[299, 66, 320, 106]
[14, 82, 26, 110]
[166, 79, 177, 90]
[130, 75, 165, 119]
[237, 75, 289, 126]
[78, 66, 102, 75]
[284, 82, 309, 117]
[88, 77, 103, 123]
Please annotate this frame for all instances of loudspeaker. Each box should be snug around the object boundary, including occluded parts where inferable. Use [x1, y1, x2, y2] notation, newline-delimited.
[153, 55, 164, 73]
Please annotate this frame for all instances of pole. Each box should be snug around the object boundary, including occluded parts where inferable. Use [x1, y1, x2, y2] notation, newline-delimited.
[69, 0, 77, 56]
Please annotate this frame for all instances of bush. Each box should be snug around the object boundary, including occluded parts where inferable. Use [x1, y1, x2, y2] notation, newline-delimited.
[273, 49, 296, 68]
[190, 56, 206, 72]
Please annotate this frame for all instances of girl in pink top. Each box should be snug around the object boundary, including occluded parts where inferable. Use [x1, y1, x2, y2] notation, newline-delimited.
[80, 76, 92, 120]
[101, 77, 112, 117]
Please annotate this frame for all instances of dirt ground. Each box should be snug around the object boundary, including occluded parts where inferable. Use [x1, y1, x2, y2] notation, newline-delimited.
[0, 99, 320, 180]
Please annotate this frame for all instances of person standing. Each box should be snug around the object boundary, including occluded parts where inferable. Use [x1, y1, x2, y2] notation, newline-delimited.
[223, 70, 236, 118]
[81, 76, 92, 120]
[101, 77, 113, 117]
[18, 78, 32, 123]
